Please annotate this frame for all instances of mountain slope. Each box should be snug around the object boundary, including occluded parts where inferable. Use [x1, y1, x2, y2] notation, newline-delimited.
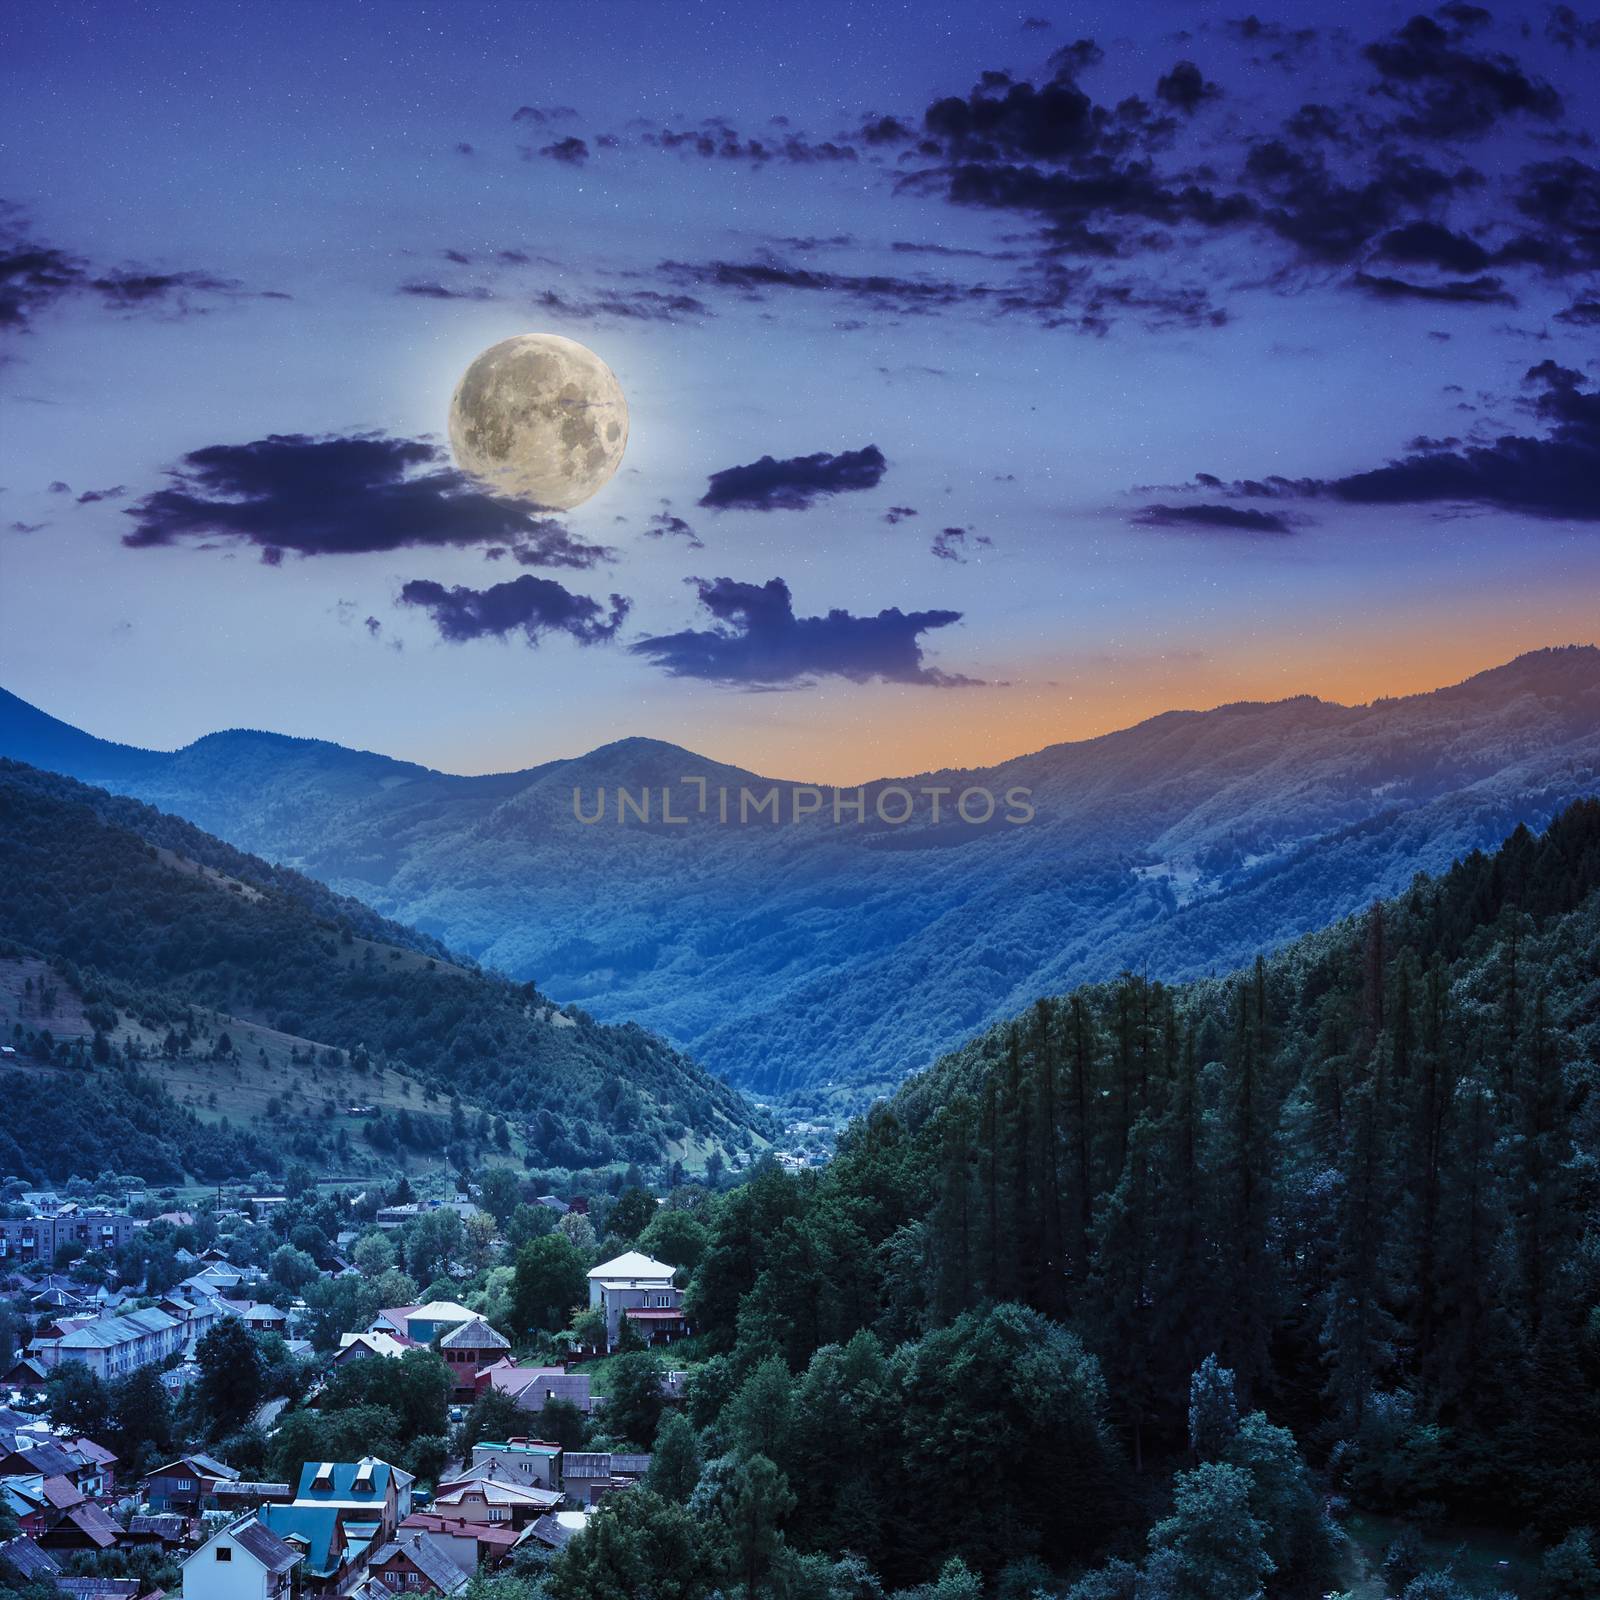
[6, 646, 1600, 1101]
[0, 760, 768, 1178]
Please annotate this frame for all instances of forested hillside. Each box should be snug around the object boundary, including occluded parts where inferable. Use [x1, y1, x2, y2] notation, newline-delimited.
[7, 648, 1599, 1105]
[0, 760, 769, 1181]
[665, 800, 1600, 1593]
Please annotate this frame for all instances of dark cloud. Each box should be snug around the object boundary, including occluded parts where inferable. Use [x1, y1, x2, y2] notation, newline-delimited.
[645, 509, 704, 547]
[1512, 158, 1600, 269]
[399, 280, 493, 301]
[1362, 13, 1562, 138]
[511, 105, 579, 124]
[364, 615, 382, 637]
[538, 137, 589, 165]
[1318, 360, 1600, 517]
[882, 505, 919, 524]
[1244, 140, 1480, 263]
[47, 481, 70, 494]
[454, 142, 475, 156]
[533, 286, 709, 322]
[643, 123, 860, 164]
[399, 574, 629, 645]
[930, 525, 993, 561]
[1555, 298, 1600, 323]
[699, 444, 887, 512]
[122, 431, 612, 563]
[660, 256, 980, 315]
[9, 520, 45, 534]
[860, 115, 914, 145]
[1203, 362, 1600, 521]
[76, 485, 126, 503]
[1350, 271, 1513, 303]
[1155, 61, 1220, 113]
[1, 210, 262, 340]
[630, 575, 979, 687]
[1022, 16, 1051, 30]
[1134, 502, 1295, 533]
[1546, 4, 1600, 49]
[1376, 219, 1490, 272]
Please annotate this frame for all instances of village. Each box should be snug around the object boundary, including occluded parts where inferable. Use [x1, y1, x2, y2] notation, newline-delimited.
[0, 1176, 702, 1600]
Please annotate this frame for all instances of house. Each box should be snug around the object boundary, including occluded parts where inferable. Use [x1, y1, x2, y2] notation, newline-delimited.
[463, 1440, 560, 1493]
[436, 1320, 509, 1398]
[213, 1300, 288, 1334]
[427, 1478, 559, 1529]
[365, 1531, 470, 1597]
[522, 1510, 590, 1552]
[367, 1306, 420, 1339]
[1, 1353, 50, 1390]
[334, 1332, 417, 1369]
[205, 1481, 294, 1515]
[0, 1211, 145, 1266]
[38, 1501, 122, 1552]
[120, 1513, 191, 1551]
[28, 1307, 186, 1381]
[68, 1436, 119, 1497]
[584, 1252, 684, 1350]
[558, 1453, 651, 1508]
[399, 1302, 476, 1345]
[142, 1452, 240, 1514]
[395, 1513, 517, 1572]
[258, 1457, 414, 1590]
[474, 1360, 599, 1415]
[180, 1516, 301, 1600]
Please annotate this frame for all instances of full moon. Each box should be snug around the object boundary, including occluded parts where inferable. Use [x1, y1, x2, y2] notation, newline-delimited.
[448, 334, 628, 511]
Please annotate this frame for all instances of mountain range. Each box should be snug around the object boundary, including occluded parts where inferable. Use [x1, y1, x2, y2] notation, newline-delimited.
[5, 644, 1599, 1104]
[0, 760, 766, 1180]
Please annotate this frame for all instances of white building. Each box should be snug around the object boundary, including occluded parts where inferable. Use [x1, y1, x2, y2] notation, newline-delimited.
[585, 1251, 682, 1349]
[181, 1516, 301, 1600]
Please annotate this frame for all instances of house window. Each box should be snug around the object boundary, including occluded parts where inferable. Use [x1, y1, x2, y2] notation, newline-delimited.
[216, 1546, 232, 1562]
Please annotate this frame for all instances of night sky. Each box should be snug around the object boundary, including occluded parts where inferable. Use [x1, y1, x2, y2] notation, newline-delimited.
[4, 0, 1599, 782]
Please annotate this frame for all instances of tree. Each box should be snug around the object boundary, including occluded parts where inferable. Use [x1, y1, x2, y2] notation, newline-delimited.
[607, 1187, 656, 1243]
[455, 1388, 531, 1458]
[539, 1397, 589, 1451]
[110, 1368, 174, 1474]
[724, 1356, 794, 1464]
[512, 1234, 587, 1336]
[638, 1209, 709, 1273]
[1540, 1528, 1600, 1600]
[47, 1361, 111, 1440]
[550, 1486, 710, 1600]
[1144, 1462, 1274, 1600]
[1187, 1355, 1239, 1462]
[716, 1453, 797, 1599]
[604, 1351, 665, 1448]
[479, 1168, 524, 1228]
[352, 1231, 396, 1277]
[195, 1317, 265, 1435]
[646, 1412, 702, 1503]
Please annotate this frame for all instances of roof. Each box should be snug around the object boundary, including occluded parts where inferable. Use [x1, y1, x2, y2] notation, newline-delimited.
[585, 1251, 675, 1283]
[231, 1518, 304, 1575]
[259, 1504, 345, 1576]
[294, 1457, 402, 1504]
[212, 1481, 292, 1501]
[432, 1479, 560, 1510]
[438, 1318, 509, 1351]
[370, 1533, 469, 1594]
[0, 1535, 60, 1579]
[523, 1511, 589, 1550]
[41, 1475, 85, 1509]
[53, 1308, 178, 1349]
[72, 1438, 118, 1467]
[57, 1503, 121, 1548]
[623, 1308, 685, 1320]
[398, 1514, 518, 1551]
[126, 1516, 188, 1540]
[5, 1442, 79, 1478]
[337, 1332, 415, 1360]
[474, 1439, 560, 1457]
[562, 1452, 651, 1480]
[146, 1451, 238, 1482]
[406, 1301, 475, 1324]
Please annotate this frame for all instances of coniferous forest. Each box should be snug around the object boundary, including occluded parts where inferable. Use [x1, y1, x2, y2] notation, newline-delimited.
[649, 800, 1600, 1596]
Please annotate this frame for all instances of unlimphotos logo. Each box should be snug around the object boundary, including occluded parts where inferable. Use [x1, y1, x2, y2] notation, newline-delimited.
[573, 776, 1035, 827]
